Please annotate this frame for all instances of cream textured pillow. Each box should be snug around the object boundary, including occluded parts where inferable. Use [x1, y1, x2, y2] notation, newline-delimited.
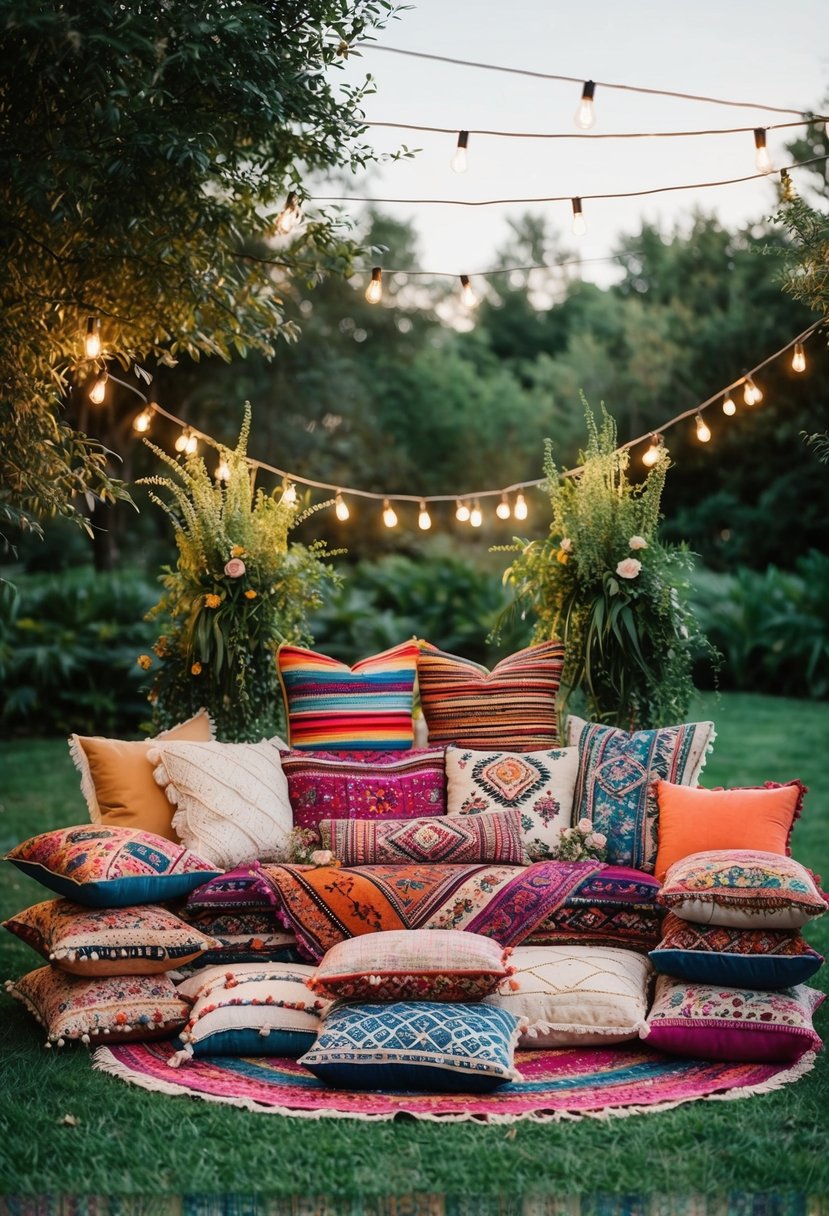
[149, 738, 292, 871]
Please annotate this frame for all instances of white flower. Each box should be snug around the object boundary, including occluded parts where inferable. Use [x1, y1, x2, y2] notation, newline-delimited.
[628, 536, 648, 550]
[576, 818, 592, 834]
[616, 558, 642, 580]
[559, 537, 573, 552]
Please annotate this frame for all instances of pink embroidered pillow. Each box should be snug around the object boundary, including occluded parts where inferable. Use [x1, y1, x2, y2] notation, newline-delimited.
[318, 809, 526, 866]
[657, 850, 828, 929]
[186, 862, 279, 913]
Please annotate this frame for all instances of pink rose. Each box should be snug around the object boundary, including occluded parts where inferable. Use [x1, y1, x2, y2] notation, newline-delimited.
[310, 849, 335, 866]
[224, 558, 246, 578]
[587, 832, 607, 849]
[628, 536, 648, 550]
[577, 818, 592, 834]
[615, 558, 642, 580]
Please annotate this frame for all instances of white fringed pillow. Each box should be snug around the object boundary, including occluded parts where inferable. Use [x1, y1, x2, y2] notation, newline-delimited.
[149, 738, 292, 872]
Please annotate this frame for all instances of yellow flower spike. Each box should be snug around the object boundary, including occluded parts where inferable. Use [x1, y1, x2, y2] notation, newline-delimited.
[231, 545, 246, 558]
[137, 654, 153, 670]
[191, 662, 203, 676]
[244, 589, 257, 599]
[204, 593, 222, 609]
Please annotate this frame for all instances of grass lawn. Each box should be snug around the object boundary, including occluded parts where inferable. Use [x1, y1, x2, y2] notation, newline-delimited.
[1, 690, 828, 1203]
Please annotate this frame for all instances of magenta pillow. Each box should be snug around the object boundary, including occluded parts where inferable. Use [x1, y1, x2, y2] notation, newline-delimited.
[319, 809, 526, 866]
[186, 862, 278, 913]
[280, 748, 447, 833]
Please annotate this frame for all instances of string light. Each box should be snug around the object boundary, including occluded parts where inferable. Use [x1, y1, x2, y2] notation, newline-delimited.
[695, 413, 712, 443]
[132, 407, 153, 434]
[571, 197, 587, 236]
[89, 373, 107, 405]
[459, 274, 478, 307]
[335, 492, 350, 521]
[469, 500, 483, 527]
[513, 492, 528, 521]
[575, 80, 596, 129]
[382, 498, 398, 528]
[281, 482, 298, 506]
[642, 434, 665, 467]
[450, 130, 469, 173]
[496, 493, 511, 520]
[215, 458, 231, 483]
[84, 316, 101, 359]
[754, 128, 773, 174]
[792, 342, 806, 373]
[365, 267, 383, 304]
[175, 427, 198, 454]
[743, 373, 763, 405]
[274, 191, 301, 235]
[455, 499, 471, 522]
[418, 500, 432, 530]
[722, 392, 737, 416]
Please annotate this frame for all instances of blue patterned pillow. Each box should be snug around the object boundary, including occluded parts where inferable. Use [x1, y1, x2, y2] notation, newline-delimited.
[299, 1001, 522, 1092]
[567, 717, 715, 873]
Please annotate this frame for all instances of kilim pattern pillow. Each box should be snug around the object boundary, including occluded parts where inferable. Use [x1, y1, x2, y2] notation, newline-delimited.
[277, 641, 419, 751]
[417, 641, 565, 751]
[318, 809, 526, 866]
[649, 912, 824, 989]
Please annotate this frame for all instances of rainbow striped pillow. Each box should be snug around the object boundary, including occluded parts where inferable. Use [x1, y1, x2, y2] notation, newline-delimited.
[277, 641, 419, 751]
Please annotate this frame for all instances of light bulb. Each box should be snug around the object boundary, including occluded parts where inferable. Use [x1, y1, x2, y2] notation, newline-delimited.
[89, 374, 107, 405]
[459, 274, 478, 307]
[216, 458, 231, 483]
[642, 436, 663, 467]
[575, 80, 596, 130]
[132, 407, 153, 433]
[175, 431, 188, 453]
[469, 500, 483, 528]
[274, 191, 301, 235]
[695, 414, 711, 443]
[496, 494, 511, 520]
[513, 492, 528, 521]
[754, 128, 773, 174]
[743, 374, 763, 405]
[184, 432, 198, 455]
[335, 493, 350, 522]
[571, 197, 587, 236]
[418, 501, 432, 530]
[450, 130, 469, 174]
[722, 393, 737, 416]
[382, 498, 398, 528]
[792, 342, 806, 373]
[84, 316, 101, 359]
[365, 267, 383, 304]
[455, 499, 470, 522]
[281, 482, 298, 506]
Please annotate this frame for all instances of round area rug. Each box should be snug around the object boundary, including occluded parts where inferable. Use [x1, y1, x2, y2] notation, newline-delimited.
[91, 1041, 816, 1123]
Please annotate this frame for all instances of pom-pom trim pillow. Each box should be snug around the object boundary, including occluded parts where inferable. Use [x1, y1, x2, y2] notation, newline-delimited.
[658, 849, 828, 929]
[417, 641, 565, 752]
[307, 929, 514, 1002]
[177, 910, 299, 967]
[319, 809, 526, 866]
[5, 826, 220, 908]
[649, 912, 824, 989]
[277, 641, 419, 751]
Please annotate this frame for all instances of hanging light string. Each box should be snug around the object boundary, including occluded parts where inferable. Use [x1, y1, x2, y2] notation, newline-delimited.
[363, 117, 825, 140]
[359, 44, 819, 117]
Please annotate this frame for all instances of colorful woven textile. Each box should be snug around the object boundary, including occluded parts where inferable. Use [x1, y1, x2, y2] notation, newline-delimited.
[567, 717, 715, 872]
[261, 860, 602, 961]
[417, 641, 565, 752]
[524, 865, 664, 952]
[93, 1038, 819, 1121]
[280, 748, 446, 833]
[186, 861, 279, 912]
[277, 641, 419, 751]
[176, 909, 301, 967]
[319, 809, 526, 866]
[658, 849, 828, 929]
[650, 912, 824, 989]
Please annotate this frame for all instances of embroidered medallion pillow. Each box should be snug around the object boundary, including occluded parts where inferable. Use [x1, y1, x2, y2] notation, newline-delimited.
[523, 865, 664, 952]
[445, 746, 579, 860]
[6, 967, 189, 1047]
[149, 738, 293, 871]
[299, 1001, 522, 1092]
[653, 779, 806, 881]
[307, 929, 513, 1003]
[69, 709, 214, 843]
[5, 826, 220, 908]
[649, 912, 824, 989]
[186, 862, 279, 913]
[484, 944, 652, 1048]
[280, 748, 446, 834]
[318, 809, 526, 866]
[657, 850, 828, 929]
[277, 641, 419, 750]
[176, 910, 300, 967]
[642, 974, 825, 1062]
[567, 716, 715, 872]
[417, 641, 565, 751]
[2, 899, 218, 976]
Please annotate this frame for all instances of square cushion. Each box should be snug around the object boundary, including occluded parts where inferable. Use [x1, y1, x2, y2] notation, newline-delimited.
[277, 641, 419, 751]
[172, 962, 325, 1062]
[653, 779, 806, 881]
[307, 929, 513, 1003]
[69, 709, 214, 843]
[658, 849, 828, 929]
[299, 1001, 522, 1092]
[2, 898, 218, 976]
[186, 861, 279, 913]
[417, 641, 565, 752]
[5, 825, 220, 908]
[649, 912, 824, 990]
[318, 809, 526, 866]
[524, 865, 664, 952]
[445, 746, 579, 860]
[568, 716, 715, 872]
[642, 974, 825, 1062]
[6, 966, 189, 1047]
[484, 944, 652, 1048]
[149, 738, 292, 872]
[177, 909, 300, 967]
[280, 748, 446, 834]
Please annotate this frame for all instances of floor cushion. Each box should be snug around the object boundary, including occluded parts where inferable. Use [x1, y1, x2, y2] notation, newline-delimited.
[649, 912, 824, 989]
[658, 850, 828, 929]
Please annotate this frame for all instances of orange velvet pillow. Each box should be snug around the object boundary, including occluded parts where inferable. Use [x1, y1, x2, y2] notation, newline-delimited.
[69, 710, 214, 843]
[653, 779, 805, 882]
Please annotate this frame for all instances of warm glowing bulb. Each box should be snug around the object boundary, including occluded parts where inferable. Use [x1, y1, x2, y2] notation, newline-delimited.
[216, 459, 231, 482]
[513, 492, 528, 521]
[335, 493, 350, 522]
[792, 342, 806, 373]
[365, 267, 383, 304]
[418, 501, 432, 530]
[455, 499, 470, 522]
[743, 375, 763, 405]
[575, 80, 596, 130]
[469, 500, 483, 528]
[89, 374, 107, 405]
[274, 192, 301, 235]
[695, 414, 711, 443]
[282, 483, 298, 506]
[185, 432, 198, 455]
[382, 498, 398, 528]
[722, 393, 737, 416]
[571, 197, 587, 236]
[450, 130, 469, 173]
[132, 407, 153, 434]
[84, 316, 101, 359]
[754, 128, 773, 174]
[642, 437, 662, 467]
[175, 431, 188, 452]
[496, 494, 511, 520]
[459, 275, 477, 307]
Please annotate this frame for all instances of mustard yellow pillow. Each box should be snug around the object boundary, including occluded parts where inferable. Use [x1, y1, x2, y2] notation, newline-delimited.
[69, 710, 214, 842]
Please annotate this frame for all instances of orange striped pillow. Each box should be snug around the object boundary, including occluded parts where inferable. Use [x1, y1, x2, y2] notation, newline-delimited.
[417, 641, 565, 752]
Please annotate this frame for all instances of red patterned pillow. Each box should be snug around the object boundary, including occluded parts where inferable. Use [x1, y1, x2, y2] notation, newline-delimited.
[319, 809, 527, 866]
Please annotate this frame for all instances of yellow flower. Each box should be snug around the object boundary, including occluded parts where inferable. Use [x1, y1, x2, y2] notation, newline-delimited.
[191, 662, 203, 676]
[555, 549, 570, 564]
[204, 593, 222, 609]
[137, 654, 153, 670]
[244, 589, 257, 599]
[152, 636, 169, 658]
[231, 545, 246, 558]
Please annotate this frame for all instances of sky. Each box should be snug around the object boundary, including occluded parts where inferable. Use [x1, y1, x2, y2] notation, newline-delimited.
[329, 0, 829, 290]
